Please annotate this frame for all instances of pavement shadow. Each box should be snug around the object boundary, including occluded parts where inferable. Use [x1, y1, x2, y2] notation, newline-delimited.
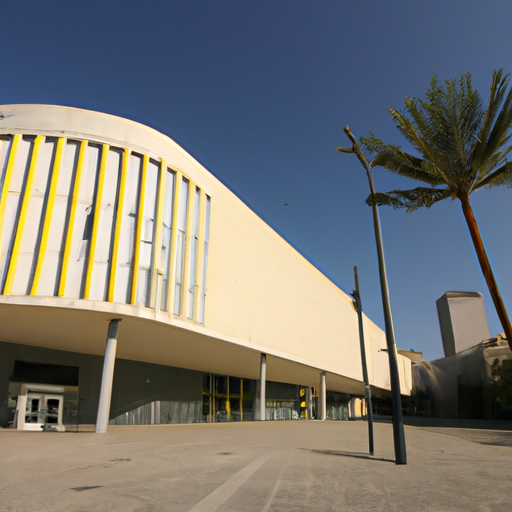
[376, 415, 512, 431]
[302, 448, 395, 464]
[421, 427, 512, 447]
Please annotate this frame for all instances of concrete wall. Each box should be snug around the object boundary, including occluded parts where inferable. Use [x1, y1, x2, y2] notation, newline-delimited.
[437, 292, 490, 357]
[0, 105, 412, 396]
[413, 345, 490, 419]
[0, 341, 203, 427]
[0, 341, 103, 426]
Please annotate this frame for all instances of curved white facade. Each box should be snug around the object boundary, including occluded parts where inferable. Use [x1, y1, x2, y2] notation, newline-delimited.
[0, 105, 411, 428]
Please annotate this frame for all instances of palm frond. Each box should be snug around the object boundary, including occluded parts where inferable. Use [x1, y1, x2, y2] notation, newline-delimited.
[344, 70, 512, 346]
[407, 76, 478, 177]
[476, 160, 512, 188]
[473, 140, 512, 186]
[386, 106, 452, 181]
[361, 136, 446, 186]
[479, 78, 512, 166]
[365, 187, 451, 213]
[366, 70, 512, 197]
[472, 69, 510, 165]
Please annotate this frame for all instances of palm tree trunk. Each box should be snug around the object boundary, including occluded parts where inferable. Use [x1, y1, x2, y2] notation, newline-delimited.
[459, 194, 512, 350]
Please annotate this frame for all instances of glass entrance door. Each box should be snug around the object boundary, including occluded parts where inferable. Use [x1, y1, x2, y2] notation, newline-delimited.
[19, 392, 64, 431]
[202, 374, 255, 422]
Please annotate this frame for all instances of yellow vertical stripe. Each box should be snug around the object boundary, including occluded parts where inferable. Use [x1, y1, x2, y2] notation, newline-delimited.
[108, 148, 130, 302]
[130, 154, 148, 305]
[4, 136, 43, 295]
[0, 134, 21, 260]
[193, 189, 206, 322]
[58, 139, 88, 297]
[83, 144, 109, 299]
[30, 137, 65, 295]
[181, 181, 196, 316]
[226, 377, 231, 420]
[150, 160, 166, 309]
[166, 171, 182, 312]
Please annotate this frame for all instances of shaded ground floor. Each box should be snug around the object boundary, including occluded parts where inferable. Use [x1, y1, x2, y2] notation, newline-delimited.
[0, 341, 356, 431]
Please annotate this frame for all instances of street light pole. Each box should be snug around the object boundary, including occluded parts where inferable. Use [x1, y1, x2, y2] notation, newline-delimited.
[352, 265, 374, 456]
[338, 126, 407, 465]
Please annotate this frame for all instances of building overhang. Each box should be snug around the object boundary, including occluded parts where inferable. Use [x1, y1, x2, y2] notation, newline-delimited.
[0, 297, 366, 395]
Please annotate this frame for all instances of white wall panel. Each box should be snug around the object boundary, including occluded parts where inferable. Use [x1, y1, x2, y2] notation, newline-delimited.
[11, 138, 55, 295]
[87, 147, 121, 301]
[37, 140, 79, 296]
[62, 144, 100, 298]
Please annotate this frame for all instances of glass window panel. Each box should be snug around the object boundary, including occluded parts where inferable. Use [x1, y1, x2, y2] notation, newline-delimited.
[0, 136, 13, 197]
[173, 177, 189, 315]
[160, 169, 175, 311]
[187, 187, 200, 319]
[0, 136, 14, 285]
[136, 159, 158, 307]
[199, 196, 211, 324]
[113, 153, 141, 304]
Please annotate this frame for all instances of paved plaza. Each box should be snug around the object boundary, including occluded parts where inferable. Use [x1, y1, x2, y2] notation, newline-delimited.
[1, 420, 512, 511]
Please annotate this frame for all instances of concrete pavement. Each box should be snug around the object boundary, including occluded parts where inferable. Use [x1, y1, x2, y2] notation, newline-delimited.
[1, 420, 512, 511]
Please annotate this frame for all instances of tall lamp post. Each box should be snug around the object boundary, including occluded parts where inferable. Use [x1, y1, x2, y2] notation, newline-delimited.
[338, 126, 407, 465]
[352, 265, 374, 456]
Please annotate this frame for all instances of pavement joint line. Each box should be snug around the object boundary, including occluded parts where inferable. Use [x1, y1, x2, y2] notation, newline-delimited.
[260, 450, 292, 512]
[187, 454, 270, 512]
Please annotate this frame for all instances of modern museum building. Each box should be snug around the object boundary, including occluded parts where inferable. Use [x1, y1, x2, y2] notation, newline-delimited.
[0, 104, 412, 431]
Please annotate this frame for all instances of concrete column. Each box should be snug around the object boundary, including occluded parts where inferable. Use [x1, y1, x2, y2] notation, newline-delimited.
[95, 319, 121, 433]
[259, 353, 267, 421]
[318, 372, 327, 420]
[308, 387, 313, 419]
[15, 392, 28, 430]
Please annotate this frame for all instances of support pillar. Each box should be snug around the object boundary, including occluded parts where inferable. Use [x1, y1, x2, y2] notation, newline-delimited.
[308, 387, 313, 420]
[95, 319, 121, 433]
[318, 371, 326, 420]
[259, 353, 267, 421]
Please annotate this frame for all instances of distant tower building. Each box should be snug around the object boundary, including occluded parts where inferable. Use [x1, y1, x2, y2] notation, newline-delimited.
[436, 292, 490, 357]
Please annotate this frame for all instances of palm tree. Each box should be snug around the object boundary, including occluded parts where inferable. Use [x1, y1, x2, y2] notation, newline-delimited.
[361, 70, 512, 350]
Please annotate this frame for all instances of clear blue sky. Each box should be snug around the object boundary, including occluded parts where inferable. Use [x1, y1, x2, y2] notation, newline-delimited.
[2, 0, 512, 361]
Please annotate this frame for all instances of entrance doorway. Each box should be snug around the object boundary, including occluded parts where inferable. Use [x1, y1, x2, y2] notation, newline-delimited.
[14, 384, 65, 431]
[202, 374, 255, 422]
